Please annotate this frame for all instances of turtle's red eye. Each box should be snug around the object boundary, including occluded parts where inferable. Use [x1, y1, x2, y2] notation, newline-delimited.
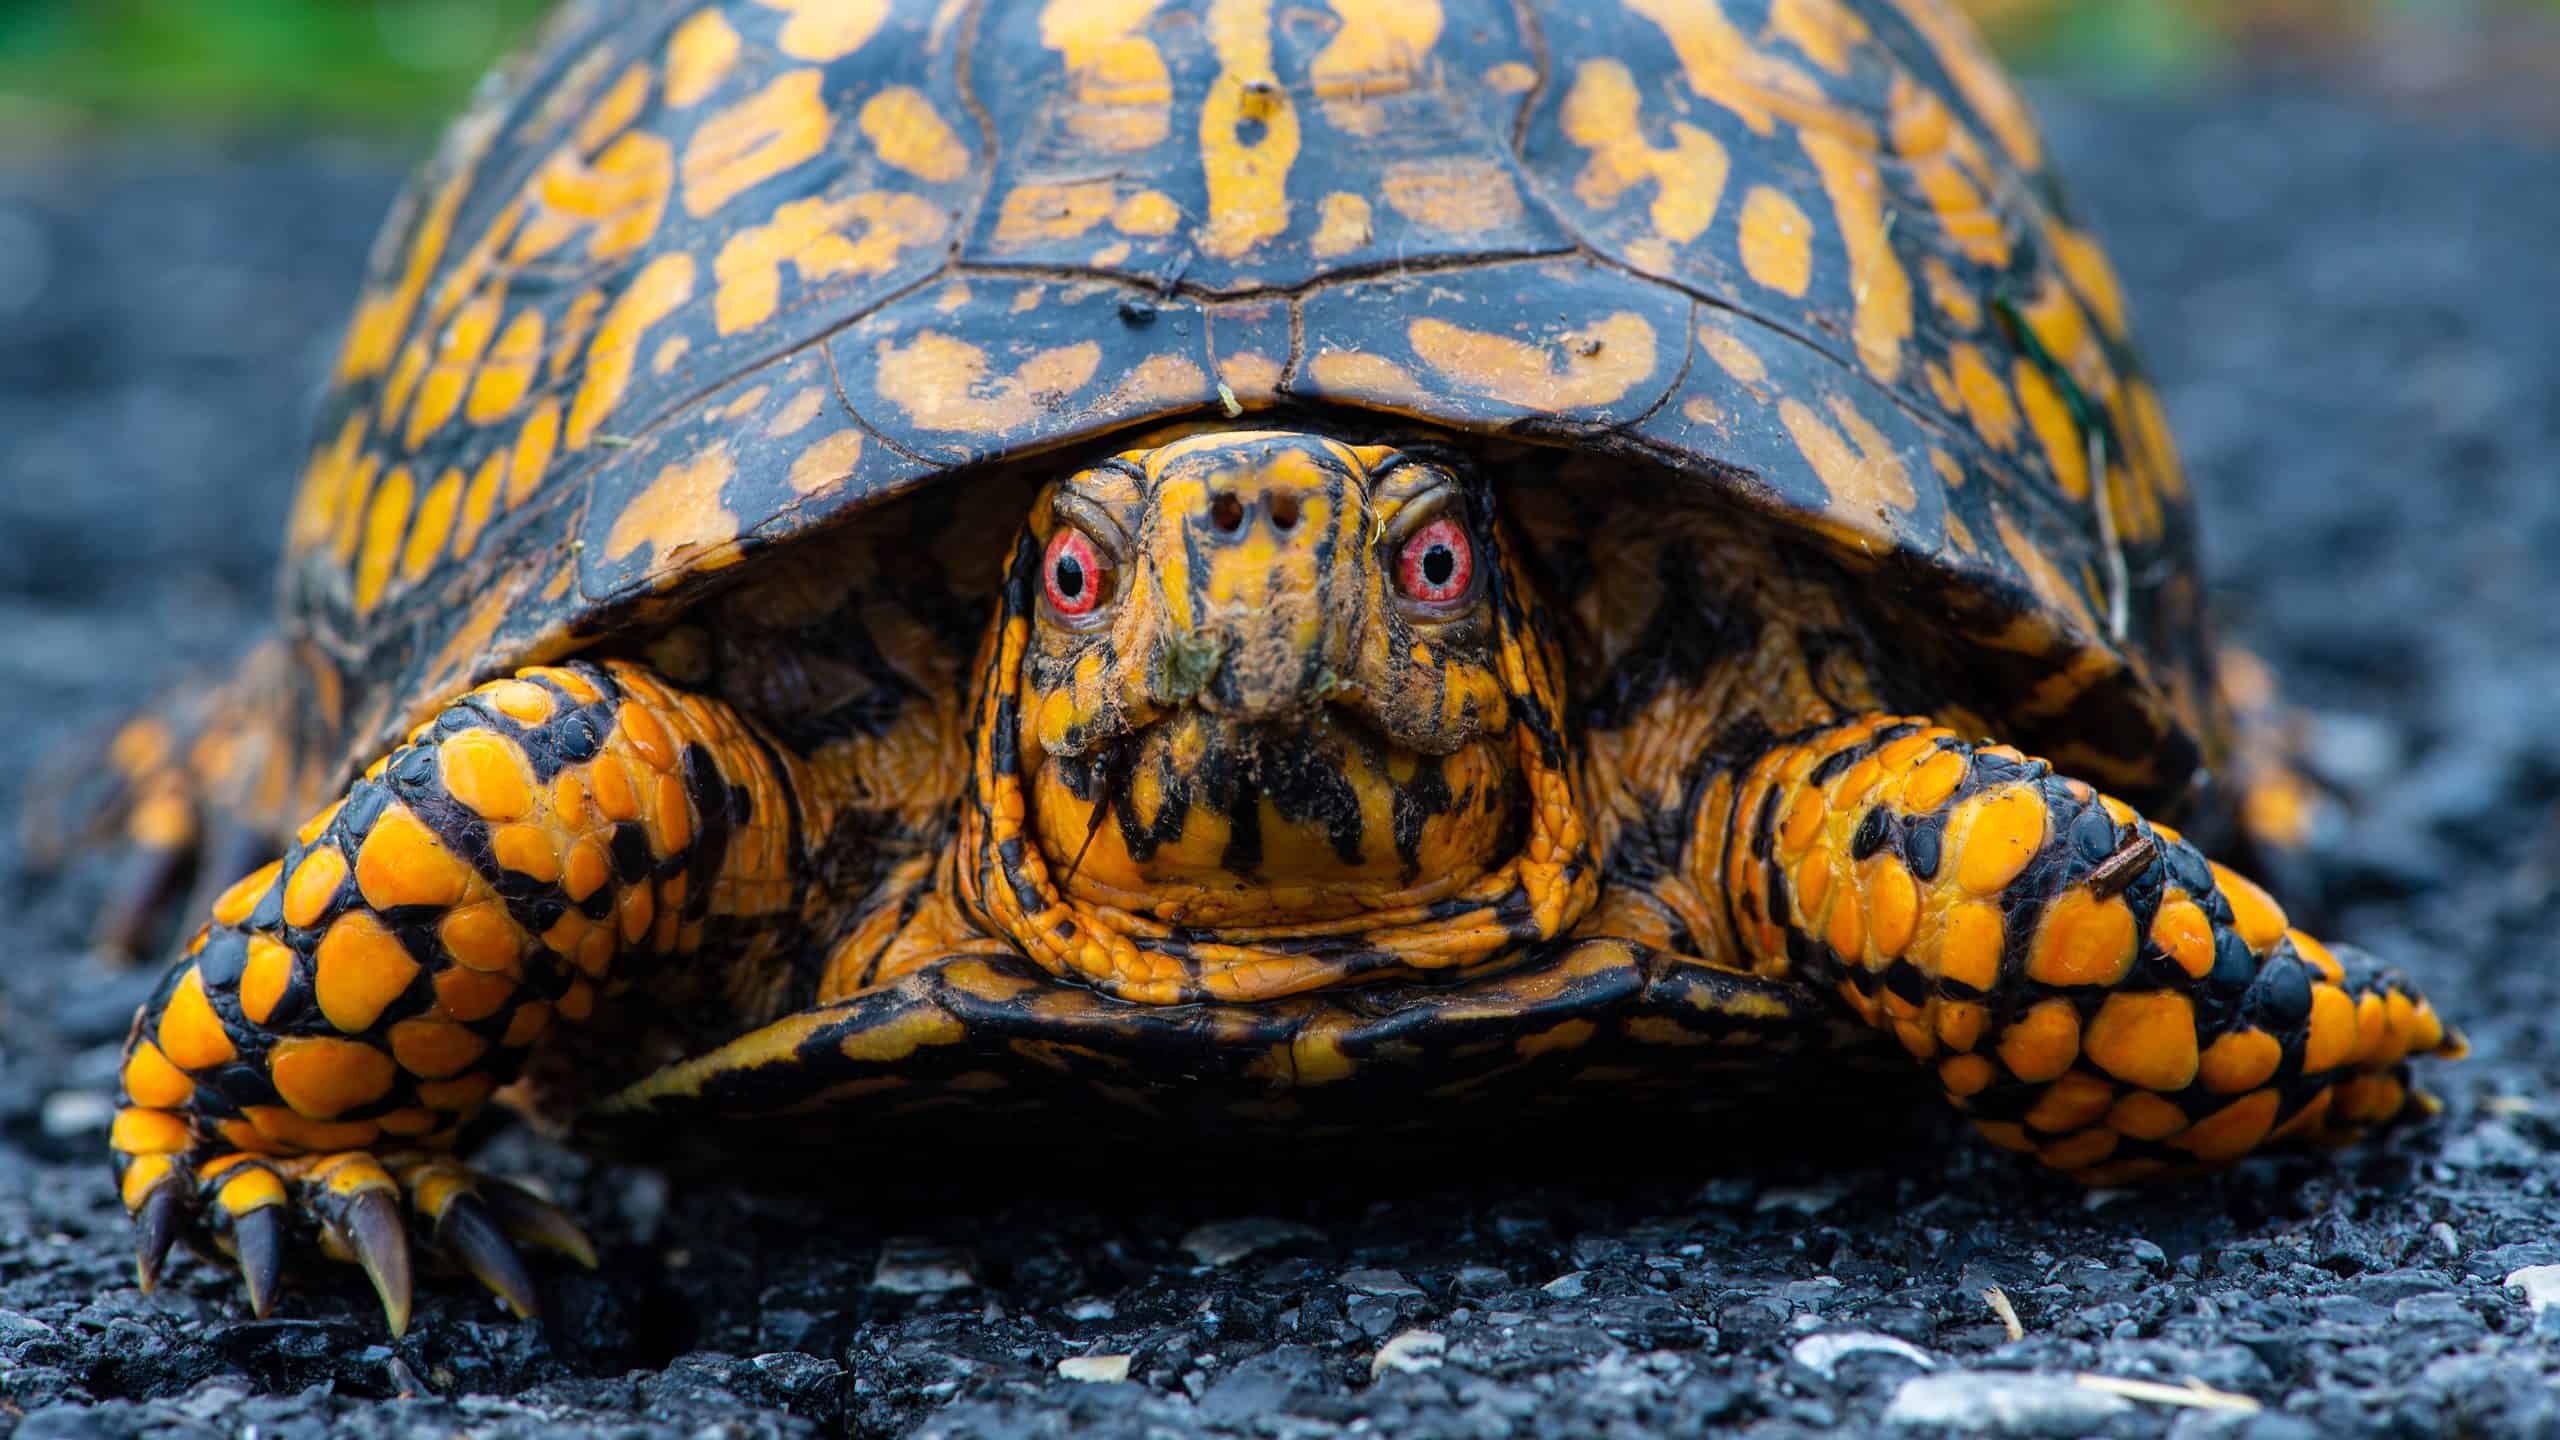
[1042, 528, 1112, 618]
[1395, 516, 1475, 607]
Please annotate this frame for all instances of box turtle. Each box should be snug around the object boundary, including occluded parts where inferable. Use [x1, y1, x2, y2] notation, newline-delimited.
[58, 0, 2463, 1334]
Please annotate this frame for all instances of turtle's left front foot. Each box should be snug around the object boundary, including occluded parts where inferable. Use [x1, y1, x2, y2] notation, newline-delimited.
[125, 1146, 596, 1334]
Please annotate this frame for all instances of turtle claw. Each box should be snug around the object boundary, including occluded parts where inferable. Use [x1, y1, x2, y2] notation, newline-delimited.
[484, 1181, 600, 1270]
[126, 1150, 581, 1332]
[231, 1205, 284, 1318]
[435, 1193, 540, 1320]
[339, 1188, 415, 1337]
[132, 1183, 189, 1293]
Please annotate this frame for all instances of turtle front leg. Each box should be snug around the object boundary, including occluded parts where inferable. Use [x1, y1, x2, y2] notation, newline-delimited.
[1708, 715, 2464, 1185]
[110, 659, 808, 1330]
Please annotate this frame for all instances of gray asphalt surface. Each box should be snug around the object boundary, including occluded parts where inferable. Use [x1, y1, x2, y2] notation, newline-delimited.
[3, 88, 2558, 1439]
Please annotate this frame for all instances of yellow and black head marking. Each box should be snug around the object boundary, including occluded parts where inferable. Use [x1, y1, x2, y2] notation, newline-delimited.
[958, 429, 1599, 1004]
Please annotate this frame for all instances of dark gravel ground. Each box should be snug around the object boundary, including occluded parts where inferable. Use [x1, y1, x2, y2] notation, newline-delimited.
[4, 88, 2558, 1439]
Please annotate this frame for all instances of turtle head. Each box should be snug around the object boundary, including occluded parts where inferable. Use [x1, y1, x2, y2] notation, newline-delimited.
[1022, 430, 1513, 757]
[957, 427, 1595, 1000]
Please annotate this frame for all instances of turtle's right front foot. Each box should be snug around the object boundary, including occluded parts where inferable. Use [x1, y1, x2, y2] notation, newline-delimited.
[120, 1138, 596, 1334]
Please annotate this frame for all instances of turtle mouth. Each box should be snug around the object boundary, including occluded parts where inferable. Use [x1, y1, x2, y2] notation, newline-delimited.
[1023, 700, 1524, 930]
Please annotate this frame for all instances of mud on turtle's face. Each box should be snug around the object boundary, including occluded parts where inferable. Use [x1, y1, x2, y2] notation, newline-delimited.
[1005, 429, 1533, 928]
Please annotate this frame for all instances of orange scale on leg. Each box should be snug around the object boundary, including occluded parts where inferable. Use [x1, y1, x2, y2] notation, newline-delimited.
[1973, 1119, 2037, 1153]
[2352, 991, 2389, 1063]
[500, 1001, 551, 1047]
[617, 701, 675, 770]
[355, 808, 471, 910]
[551, 770, 592, 827]
[563, 836, 613, 902]
[491, 823, 562, 882]
[1996, 998, 2081, 1084]
[2199, 1028, 2282, 1093]
[212, 861, 282, 927]
[314, 911, 422, 1032]
[440, 730, 537, 822]
[270, 1035, 398, 1119]
[2037, 1127, 2118, 1171]
[2171, 1088, 2280, 1162]
[390, 1018, 489, 1079]
[2024, 1070, 2114, 1133]
[295, 801, 345, 846]
[1825, 885, 1865, 960]
[1936, 902, 2004, 993]
[158, 968, 237, 1069]
[2149, 895, 2214, 979]
[2106, 1089, 2188, 1141]
[111, 1106, 191, 1156]
[122, 1040, 195, 1108]
[239, 935, 294, 1024]
[1939, 1052, 1995, 1096]
[1903, 749, 1968, 812]
[1779, 787, 1828, 858]
[283, 847, 349, 927]
[1867, 857, 1919, 958]
[2082, 990, 2199, 1091]
[2026, 890, 2136, 987]
[2210, 863, 2287, 951]
[434, 965, 516, 1022]
[2336, 1073, 2406, 1125]
[244, 1107, 382, 1151]
[1934, 1000, 1988, 1052]
[558, 978, 596, 1021]
[440, 901, 524, 974]
[376, 1106, 440, 1136]
[650, 771, 693, 855]
[589, 756, 642, 821]
[418, 1073, 496, 1111]
[480, 679, 557, 724]
[575, 924, 616, 979]
[1957, 786, 2047, 896]
[2270, 1086, 2334, 1143]
[2287, 928, 2344, 983]
[2302, 984, 2358, 1073]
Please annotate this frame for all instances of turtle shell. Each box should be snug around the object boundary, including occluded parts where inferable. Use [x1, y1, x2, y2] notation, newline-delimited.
[271, 0, 2217, 816]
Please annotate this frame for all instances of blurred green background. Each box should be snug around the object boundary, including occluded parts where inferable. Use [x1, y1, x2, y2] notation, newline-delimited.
[0, 0, 2555, 133]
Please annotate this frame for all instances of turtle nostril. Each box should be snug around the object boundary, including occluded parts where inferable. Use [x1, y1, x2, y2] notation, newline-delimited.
[1210, 491, 1246, 534]
[1268, 491, 1300, 531]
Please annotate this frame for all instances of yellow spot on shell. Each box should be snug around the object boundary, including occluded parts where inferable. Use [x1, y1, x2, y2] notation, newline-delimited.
[399, 468, 464, 583]
[1767, 0, 1869, 73]
[1308, 0, 1442, 134]
[352, 466, 415, 616]
[872, 332, 1102, 433]
[712, 192, 947, 335]
[859, 86, 970, 182]
[1801, 130, 1912, 382]
[787, 429, 868, 494]
[509, 400, 560, 505]
[1560, 58, 1728, 246]
[1408, 311, 1658, 412]
[1039, 0, 1174, 152]
[758, 0, 889, 61]
[1737, 185, 1813, 296]
[683, 69, 832, 218]
[452, 451, 506, 560]
[1381, 158, 1524, 234]
[665, 8, 742, 108]
[1309, 192, 1373, 258]
[568, 253, 695, 449]
[1779, 394, 1916, 536]
[608, 446, 742, 574]
[466, 308, 545, 423]
[1198, 0, 1299, 260]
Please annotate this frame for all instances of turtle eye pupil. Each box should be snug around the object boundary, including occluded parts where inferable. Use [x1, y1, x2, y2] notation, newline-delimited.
[1056, 556, 1083, 598]
[1422, 546, 1454, 588]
